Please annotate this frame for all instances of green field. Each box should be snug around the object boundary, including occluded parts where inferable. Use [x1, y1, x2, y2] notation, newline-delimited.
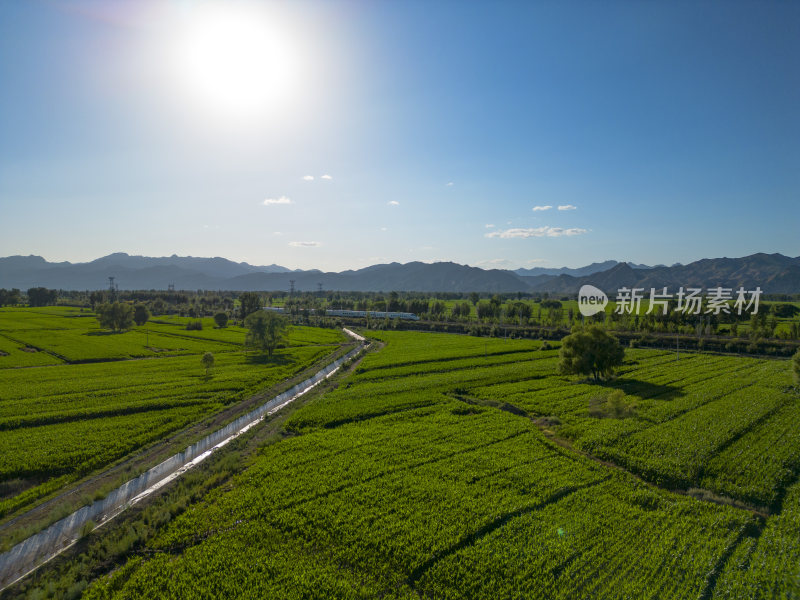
[76, 329, 799, 598]
[0, 308, 347, 517]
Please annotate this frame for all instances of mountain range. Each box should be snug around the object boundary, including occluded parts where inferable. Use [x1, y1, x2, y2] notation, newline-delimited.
[1, 252, 798, 294]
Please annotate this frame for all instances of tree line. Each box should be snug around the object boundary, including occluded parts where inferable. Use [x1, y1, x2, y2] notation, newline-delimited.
[2, 287, 799, 343]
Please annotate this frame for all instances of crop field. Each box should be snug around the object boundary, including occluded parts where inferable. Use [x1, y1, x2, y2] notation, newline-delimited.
[80, 329, 800, 598]
[0, 309, 344, 364]
[0, 308, 347, 517]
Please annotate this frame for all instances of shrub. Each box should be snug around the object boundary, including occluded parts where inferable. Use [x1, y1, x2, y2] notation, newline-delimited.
[80, 520, 96, 539]
[588, 390, 636, 419]
[201, 352, 214, 376]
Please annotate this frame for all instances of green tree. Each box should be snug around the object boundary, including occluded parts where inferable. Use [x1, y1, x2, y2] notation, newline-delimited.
[429, 300, 447, 320]
[1, 289, 10, 306]
[201, 351, 215, 376]
[0, 288, 21, 307]
[476, 300, 499, 321]
[771, 303, 800, 319]
[27, 287, 58, 307]
[239, 292, 262, 322]
[133, 304, 150, 326]
[511, 301, 531, 325]
[89, 291, 107, 310]
[214, 312, 229, 328]
[559, 325, 625, 382]
[245, 310, 289, 357]
[452, 301, 471, 320]
[96, 302, 135, 332]
[388, 291, 401, 312]
[150, 298, 167, 315]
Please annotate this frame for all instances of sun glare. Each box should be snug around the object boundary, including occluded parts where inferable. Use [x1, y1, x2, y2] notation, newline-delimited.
[170, 4, 300, 121]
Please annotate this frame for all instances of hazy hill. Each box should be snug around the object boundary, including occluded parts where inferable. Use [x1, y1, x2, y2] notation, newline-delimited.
[226, 262, 527, 293]
[527, 253, 800, 295]
[0, 253, 292, 291]
[1, 252, 798, 293]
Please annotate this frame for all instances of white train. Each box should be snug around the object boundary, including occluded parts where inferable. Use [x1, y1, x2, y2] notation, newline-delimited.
[262, 306, 420, 321]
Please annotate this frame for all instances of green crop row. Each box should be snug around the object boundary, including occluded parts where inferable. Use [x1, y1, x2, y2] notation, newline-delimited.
[0, 346, 329, 486]
[364, 330, 541, 368]
[712, 478, 800, 598]
[0, 307, 346, 364]
[700, 400, 800, 507]
[83, 352, 759, 599]
[18, 328, 799, 598]
[0, 308, 347, 517]
[0, 334, 63, 368]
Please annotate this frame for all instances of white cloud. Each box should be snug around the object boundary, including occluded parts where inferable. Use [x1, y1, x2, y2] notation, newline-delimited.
[527, 258, 548, 264]
[263, 196, 293, 205]
[532, 205, 552, 211]
[446, 181, 454, 187]
[485, 226, 588, 239]
[485, 224, 495, 228]
[303, 175, 314, 181]
[321, 174, 333, 180]
[380, 227, 388, 231]
[388, 200, 400, 206]
[558, 204, 577, 211]
[273, 231, 284, 236]
[289, 241, 320, 247]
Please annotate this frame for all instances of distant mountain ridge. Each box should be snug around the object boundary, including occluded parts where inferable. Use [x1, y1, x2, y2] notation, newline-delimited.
[522, 253, 800, 295]
[0, 252, 798, 293]
[513, 260, 660, 277]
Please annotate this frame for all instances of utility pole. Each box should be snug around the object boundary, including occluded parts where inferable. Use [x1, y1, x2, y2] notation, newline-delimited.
[289, 280, 295, 297]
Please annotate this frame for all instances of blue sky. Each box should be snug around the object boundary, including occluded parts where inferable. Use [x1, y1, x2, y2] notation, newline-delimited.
[1, 0, 798, 271]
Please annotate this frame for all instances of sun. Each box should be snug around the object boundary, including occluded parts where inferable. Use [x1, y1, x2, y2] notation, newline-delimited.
[170, 3, 300, 120]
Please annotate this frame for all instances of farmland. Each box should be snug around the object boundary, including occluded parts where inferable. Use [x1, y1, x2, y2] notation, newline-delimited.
[0, 307, 347, 518]
[55, 329, 799, 599]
